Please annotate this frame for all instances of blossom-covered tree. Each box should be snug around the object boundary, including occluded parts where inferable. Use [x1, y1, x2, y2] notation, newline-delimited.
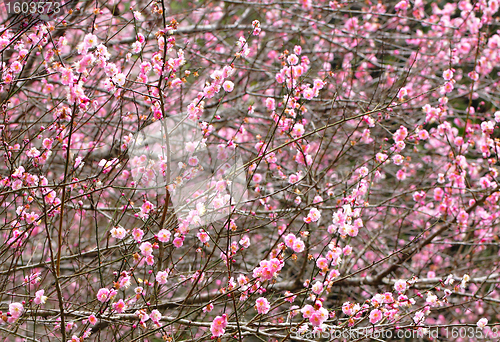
[2, 0, 500, 341]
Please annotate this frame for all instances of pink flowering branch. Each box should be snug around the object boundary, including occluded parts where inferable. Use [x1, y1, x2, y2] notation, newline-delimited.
[3, 0, 500, 341]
